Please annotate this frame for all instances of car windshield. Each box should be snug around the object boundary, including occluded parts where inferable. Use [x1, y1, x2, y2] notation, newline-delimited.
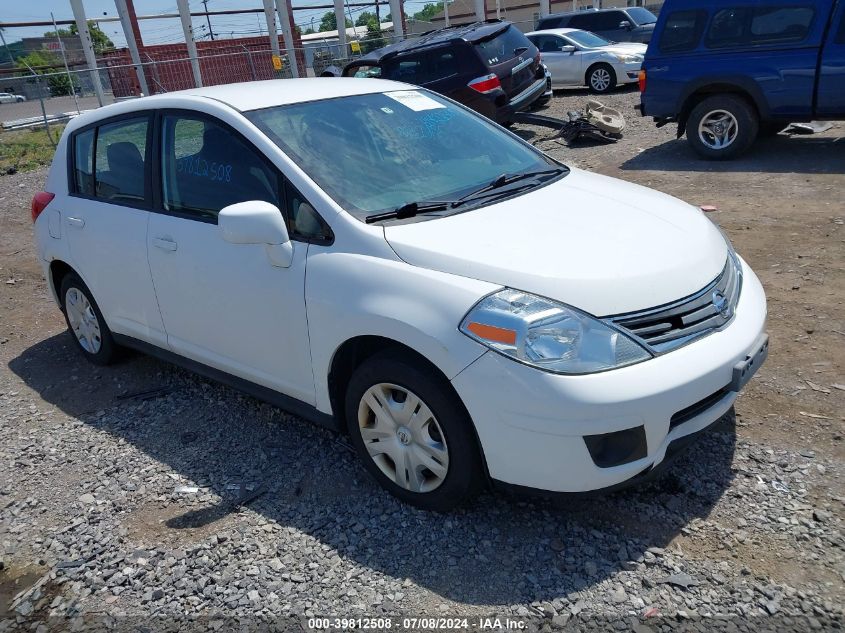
[246, 90, 563, 222]
[627, 7, 657, 25]
[565, 30, 612, 48]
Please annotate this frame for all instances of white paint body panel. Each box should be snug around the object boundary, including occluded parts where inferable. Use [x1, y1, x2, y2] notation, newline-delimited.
[384, 167, 728, 316]
[33, 79, 768, 495]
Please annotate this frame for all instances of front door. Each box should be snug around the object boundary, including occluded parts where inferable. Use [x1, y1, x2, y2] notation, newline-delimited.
[146, 112, 315, 403]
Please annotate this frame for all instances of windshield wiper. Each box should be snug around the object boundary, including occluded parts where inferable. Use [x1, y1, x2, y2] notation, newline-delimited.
[365, 200, 451, 224]
[451, 167, 564, 208]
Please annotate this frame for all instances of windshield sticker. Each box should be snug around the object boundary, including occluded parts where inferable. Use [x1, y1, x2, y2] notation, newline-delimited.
[386, 90, 445, 112]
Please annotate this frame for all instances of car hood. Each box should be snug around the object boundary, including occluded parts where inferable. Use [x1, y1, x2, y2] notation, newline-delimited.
[602, 43, 647, 55]
[383, 168, 728, 316]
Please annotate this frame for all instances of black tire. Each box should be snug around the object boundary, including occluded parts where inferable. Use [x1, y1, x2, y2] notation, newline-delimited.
[344, 350, 483, 511]
[59, 273, 119, 366]
[686, 94, 758, 160]
[586, 63, 617, 94]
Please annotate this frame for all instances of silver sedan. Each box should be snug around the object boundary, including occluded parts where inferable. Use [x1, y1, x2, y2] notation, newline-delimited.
[526, 28, 646, 94]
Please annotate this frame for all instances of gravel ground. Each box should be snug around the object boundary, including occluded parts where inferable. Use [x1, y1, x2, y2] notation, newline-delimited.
[1, 87, 843, 632]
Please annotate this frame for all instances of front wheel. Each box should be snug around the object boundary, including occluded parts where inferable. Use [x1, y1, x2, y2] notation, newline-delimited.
[586, 64, 616, 94]
[345, 350, 483, 511]
[686, 94, 758, 160]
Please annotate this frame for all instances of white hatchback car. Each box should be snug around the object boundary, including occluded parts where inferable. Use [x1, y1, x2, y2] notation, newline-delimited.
[32, 79, 768, 510]
[526, 28, 646, 93]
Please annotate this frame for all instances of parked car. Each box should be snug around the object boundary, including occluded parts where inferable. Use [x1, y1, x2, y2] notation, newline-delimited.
[0, 92, 26, 103]
[33, 78, 768, 510]
[536, 8, 659, 43]
[640, 0, 845, 159]
[337, 21, 548, 123]
[527, 28, 646, 93]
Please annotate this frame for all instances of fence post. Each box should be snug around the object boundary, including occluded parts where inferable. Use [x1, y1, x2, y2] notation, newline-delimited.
[262, 0, 283, 62]
[389, 0, 405, 39]
[70, 0, 106, 107]
[333, 0, 347, 57]
[539, 0, 550, 17]
[176, 0, 203, 88]
[51, 12, 81, 114]
[243, 46, 258, 80]
[113, 0, 150, 96]
[474, 0, 486, 21]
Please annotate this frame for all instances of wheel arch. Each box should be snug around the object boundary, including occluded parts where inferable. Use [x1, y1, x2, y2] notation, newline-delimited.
[328, 334, 492, 484]
[677, 81, 764, 138]
[584, 61, 615, 87]
[48, 259, 77, 307]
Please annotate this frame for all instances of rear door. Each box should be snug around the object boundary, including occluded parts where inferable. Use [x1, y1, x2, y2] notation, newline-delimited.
[62, 113, 167, 347]
[816, 2, 845, 116]
[474, 25, 541, 99]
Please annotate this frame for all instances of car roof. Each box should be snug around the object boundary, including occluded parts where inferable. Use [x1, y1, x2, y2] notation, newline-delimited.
[543, 8, 624, 18]
[526, 28, 579, 36]
[350, 20, 511, 64]
[105, 78, 411, 114]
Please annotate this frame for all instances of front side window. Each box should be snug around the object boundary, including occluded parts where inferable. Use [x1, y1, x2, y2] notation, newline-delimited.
[246, 90, 561, 222]
[531, 35, 566, 52]
[383, 48, 457, 84]
[160, 114, 280, 222]
[660, 10, 708, 52]
[706, 6, 815, 48]
[94, 117, 148, 202]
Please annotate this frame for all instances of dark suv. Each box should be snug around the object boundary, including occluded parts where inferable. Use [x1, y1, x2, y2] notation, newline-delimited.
[536, 8, 659, 43]
[340, 21, 547, 123]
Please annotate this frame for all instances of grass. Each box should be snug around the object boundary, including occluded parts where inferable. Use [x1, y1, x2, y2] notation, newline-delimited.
[0, 125, 64, 174]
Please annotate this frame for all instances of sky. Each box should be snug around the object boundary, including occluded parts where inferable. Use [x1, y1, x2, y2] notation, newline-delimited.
[1, 0, 435, 48]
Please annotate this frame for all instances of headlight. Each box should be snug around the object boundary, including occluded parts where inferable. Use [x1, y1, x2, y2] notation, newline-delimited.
[459, 289, 652, 375]
[613, 53, 642, 63]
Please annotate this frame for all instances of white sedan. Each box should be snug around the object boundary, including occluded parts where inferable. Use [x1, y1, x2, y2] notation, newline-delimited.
[0, 92, 26, 103]
[526, 28, 646, 93]
[32, 78, 767, 510]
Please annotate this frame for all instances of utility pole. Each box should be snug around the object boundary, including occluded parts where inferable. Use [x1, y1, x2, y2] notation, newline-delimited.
[202, 0, 215, 40]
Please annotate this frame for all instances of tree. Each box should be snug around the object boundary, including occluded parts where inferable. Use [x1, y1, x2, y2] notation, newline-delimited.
[355, 11, 377, 27]
[413, 2, 445, 21]
[44, 21, 114, 54]
[16, 50, 79, 96]
[318, 11, 352, 32]
[304, 27, 316, 35]
[383, 13, 392, 22]
[360, 20, 387, 53]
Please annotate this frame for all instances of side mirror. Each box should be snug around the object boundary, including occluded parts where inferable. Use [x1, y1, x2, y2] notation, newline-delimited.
[619, 20, 632, 29]
[219, 200, 293, 268]
[560, 45, 577, 53]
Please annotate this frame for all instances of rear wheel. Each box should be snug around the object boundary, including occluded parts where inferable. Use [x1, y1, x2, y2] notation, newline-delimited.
[60, 273, 119, 365]
[586, 64, 616, 94]
[344, 350, 483, 511]
[686, 94, 758, 160]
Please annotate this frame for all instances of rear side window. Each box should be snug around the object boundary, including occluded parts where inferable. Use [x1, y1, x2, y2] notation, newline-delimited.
[660, 10, 708, 52]
[531, 34, 566, 53]
[72, 128, 95, 195]
[474, 26, 532, 65]
[93, 117, 148, 203]
[383, 48, 458, 84]
[160, 114, 281, 222]
[705, 6, 815, 48]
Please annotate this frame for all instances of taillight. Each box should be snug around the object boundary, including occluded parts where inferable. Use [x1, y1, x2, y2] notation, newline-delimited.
[468, 73, 502, 94]
[533, 51, 541, 65]
[638, 69, 646, 93]
[31, 191, 55, 223]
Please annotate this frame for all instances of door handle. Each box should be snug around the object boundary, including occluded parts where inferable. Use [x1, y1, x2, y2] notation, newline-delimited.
[152, 237, 177, 252]
[66, 216, 85, 228]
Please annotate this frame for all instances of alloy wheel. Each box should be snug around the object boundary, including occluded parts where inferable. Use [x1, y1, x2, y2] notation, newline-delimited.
[590, 68, 611, 92]
[65, 287, 102, 354]
[697, 109, 738, 150]
[357, 382, 449, 493]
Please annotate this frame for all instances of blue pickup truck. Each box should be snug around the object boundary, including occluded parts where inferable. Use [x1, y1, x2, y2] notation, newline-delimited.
[639, 0, 845, 159]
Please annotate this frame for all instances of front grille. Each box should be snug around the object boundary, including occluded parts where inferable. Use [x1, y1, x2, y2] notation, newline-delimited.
[607, 254, 742, 354]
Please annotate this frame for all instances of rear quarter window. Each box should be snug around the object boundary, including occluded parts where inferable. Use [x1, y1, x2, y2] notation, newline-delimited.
[659, 10, 708, 52]
[705, 6, 815, 49]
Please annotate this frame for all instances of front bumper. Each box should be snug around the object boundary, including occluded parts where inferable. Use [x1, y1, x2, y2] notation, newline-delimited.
[451, 258, 768, 493]
[613, 60, 642, 84]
